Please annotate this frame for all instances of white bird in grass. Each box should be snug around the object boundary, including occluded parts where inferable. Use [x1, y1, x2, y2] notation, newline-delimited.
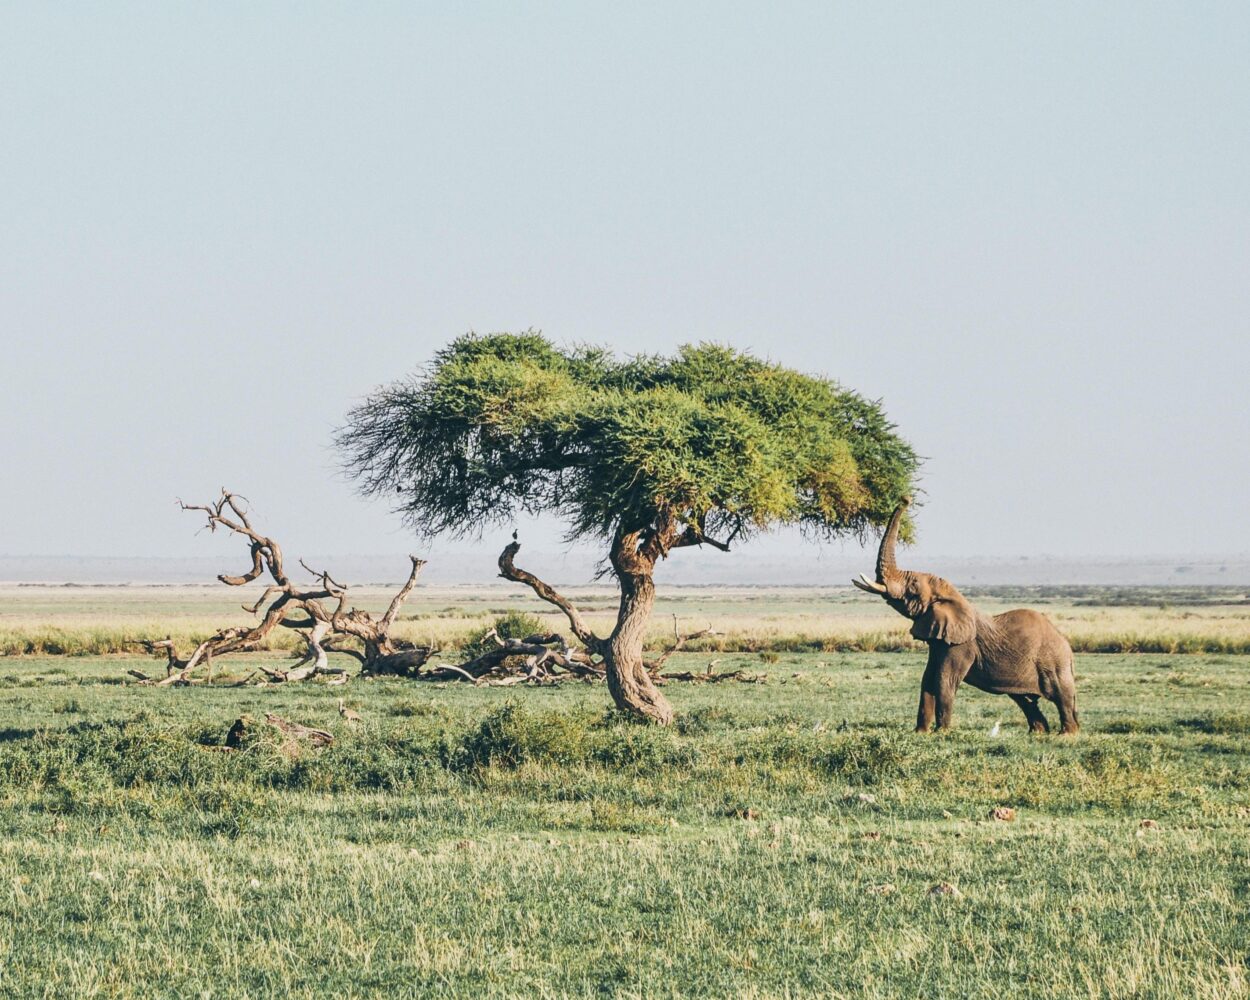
[988, 719, 1001, 738]
[338, 699, 362, 725]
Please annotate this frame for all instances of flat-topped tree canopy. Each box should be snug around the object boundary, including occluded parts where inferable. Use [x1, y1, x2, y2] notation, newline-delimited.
[337, 332, 918, 723]
[338, 332, 917, 547]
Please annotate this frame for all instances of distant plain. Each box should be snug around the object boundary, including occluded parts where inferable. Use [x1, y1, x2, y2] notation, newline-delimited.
[3, 582, 1250, 657]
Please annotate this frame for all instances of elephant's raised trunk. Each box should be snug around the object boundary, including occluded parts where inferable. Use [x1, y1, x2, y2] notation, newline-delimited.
[875, 496, 911, 583]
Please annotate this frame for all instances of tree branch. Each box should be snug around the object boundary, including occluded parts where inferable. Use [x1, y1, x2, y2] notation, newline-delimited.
[647, 616, 715, 675]
[498, 540, 602, 650]
[179, 490, 289, 586]
[379, 555, 426, 633]
[671, 525, 732, 552]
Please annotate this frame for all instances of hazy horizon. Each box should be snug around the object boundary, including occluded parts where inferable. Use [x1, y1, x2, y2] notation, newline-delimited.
[3, 4, 1247, 563]
[4, 547, 1249, 588]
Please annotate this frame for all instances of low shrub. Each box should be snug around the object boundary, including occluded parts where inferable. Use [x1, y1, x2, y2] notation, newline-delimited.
[739, 729, 909, 785]
[459, 611, 546, 660]
[452, 703, 590, 771]
[1177, 713, 1250, 735]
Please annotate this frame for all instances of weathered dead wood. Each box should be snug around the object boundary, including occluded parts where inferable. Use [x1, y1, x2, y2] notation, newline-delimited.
[426, 624, 607, 686]
[264, 713, 335, 747]
[224, 713, 334, 750]
[647, 616, 715, 677]
[660, 659, 767, 684]
[363, 645, 436, 678]
[135, 490, 427, 685]
[134, 498, 748, 695]
[426, 662, 481, 684]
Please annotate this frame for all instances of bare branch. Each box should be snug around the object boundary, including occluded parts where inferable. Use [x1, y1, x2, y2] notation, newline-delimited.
[139, 490, 432, 684]
[243, 585, 285, 615]
[672, 525, 732, 552]
[499, 540, 601, 650]
[661, 661, 765, 684]
[379, 555, 426, 633]
[218, 543, 267, 587]
[300, 559, 348, 594]
[428, 663, 481, 684]
[648, 618, 715, 675]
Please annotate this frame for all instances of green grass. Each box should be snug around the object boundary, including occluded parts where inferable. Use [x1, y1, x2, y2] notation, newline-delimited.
[7, 623, 1250, 658]
[0, 651, 1248, 997]
[6, 583, 1250, 658]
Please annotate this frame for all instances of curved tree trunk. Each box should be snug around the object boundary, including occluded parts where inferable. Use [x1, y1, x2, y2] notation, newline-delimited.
[605, 567, 674, 725]
[497, 530, 688, 722]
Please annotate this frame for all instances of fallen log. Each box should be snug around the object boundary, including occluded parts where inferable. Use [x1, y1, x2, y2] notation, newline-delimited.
[223, 713, 335, 750]
[263, 713, 334, 747]
[660, 660, 767, 684]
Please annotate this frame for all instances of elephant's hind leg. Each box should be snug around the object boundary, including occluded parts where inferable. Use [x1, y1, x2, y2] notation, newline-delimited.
[1038, 649, 1080, 736]
[1010, 694, 1050, 734]
[1053, 674, 1080, 736]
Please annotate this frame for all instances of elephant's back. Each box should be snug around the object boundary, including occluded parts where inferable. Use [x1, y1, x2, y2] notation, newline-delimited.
[991, 608, 1072, 659]
[992, 607, 1058, 630]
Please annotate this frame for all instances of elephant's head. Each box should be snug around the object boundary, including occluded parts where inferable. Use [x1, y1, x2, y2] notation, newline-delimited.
[851, 498, 978, 645]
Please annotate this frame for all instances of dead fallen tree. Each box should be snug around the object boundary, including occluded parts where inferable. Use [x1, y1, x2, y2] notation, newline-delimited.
[132, 490, 432, 686]
[424, 626, 607, 686]
[467, 539, 734, 686]
[220, 713, 335, 754]
[132, 491, 740, 689]
[657, 659, 767, 685]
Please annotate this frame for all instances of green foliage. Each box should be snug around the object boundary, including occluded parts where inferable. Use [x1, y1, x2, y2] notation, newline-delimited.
[741, 729, 910, 784]
[336, 332, 918, 545]
[453, 703, 592, 771]
[459, 611, 545, 660]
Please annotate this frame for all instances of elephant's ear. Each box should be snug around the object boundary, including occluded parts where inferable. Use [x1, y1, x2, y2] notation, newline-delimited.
[910, 597, 977, 645]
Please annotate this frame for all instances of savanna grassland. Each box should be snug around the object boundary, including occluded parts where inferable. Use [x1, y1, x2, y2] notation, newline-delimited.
[4, 582, 1250, 656]
[1, 587, 1249, 998]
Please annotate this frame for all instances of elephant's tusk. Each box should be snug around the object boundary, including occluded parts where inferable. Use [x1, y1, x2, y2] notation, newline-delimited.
[852, 574, 887, 594]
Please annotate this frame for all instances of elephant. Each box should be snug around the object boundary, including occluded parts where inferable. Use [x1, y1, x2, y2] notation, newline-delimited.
[852, 498, 1080, 735]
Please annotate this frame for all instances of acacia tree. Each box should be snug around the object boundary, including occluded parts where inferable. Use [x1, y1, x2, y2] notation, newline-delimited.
[337, 333, 917, 723]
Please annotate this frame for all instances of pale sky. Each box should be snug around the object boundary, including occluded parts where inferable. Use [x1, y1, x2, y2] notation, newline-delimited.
[2, 3, 1247, 571]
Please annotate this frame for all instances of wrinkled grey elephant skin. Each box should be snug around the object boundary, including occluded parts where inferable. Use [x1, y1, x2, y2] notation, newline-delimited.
[852, 498, 1080, 735]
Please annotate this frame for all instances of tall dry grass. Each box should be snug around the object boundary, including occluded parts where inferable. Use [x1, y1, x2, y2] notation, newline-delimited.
[2, 583, 1249, 657]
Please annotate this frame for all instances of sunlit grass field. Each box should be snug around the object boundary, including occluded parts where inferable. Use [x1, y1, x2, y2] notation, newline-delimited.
[4, 583, 1250, 656]
[1, 632, 1249, 997]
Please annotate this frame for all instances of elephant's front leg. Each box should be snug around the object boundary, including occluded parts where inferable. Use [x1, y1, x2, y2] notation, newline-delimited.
[915, 645, 941, 732]
[932, 643, 975, 731]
